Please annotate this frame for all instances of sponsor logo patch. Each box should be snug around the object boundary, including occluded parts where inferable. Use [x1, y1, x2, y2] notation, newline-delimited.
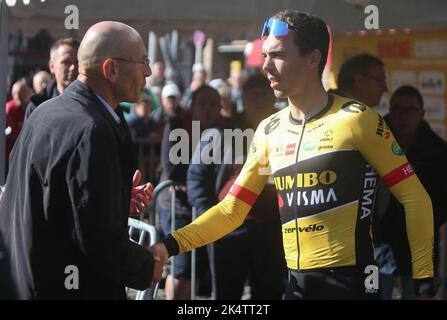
[383, 162, 415, 187]
[274, 171, 337, 190]
[285, 143, 296, 155]
[303, 142, 317, 151]
[391, 141, 404, 155]
[318, 145, 333, 151]
[342, 101, 367, 113]
[278, 194, 284, 208]
[249, 142, 257, 154]
[284, 224, 325, 233]
[287, 129, 300, 135]
[264, 116, 280, 135]
[306, 122, 324, 133]
[376, 115, 391, 139]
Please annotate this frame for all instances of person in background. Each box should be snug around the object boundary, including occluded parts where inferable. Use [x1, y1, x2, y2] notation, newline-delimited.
[375, 85, 447, 299]
[25, 37, 80, 120]
[181, 63, 207, 109]
[335, 53, 387, 108]
[158, 85, 224, 299]
[5, 80, 32, 167]
[32, 70, 52, 94]
[227, 62, 246, 113]
[332, 53, 397, 298]
[209, 78, 234, 121]
[127, 92, 157, 140]
[148, 61, 166, 88]
[120, 87, 160, 122]
[152, 83, 183, 140]
[150, 85, 162, 107]
[188, 74, 286, 299]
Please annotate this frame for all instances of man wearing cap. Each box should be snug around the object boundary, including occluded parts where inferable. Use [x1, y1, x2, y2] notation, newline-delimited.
[151, 10, 435, 300]
[156, 82, 195, 299]
[151, 83, 181, 121]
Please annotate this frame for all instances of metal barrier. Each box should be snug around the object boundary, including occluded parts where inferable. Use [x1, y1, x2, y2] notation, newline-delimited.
[130, 179, 201, 300]
[132, 138, 161, 187]
[144, 179, 177, 298]
[127, 217, 158, 300]
[144, 179, 174, 225]
[128, 180, 174, 300]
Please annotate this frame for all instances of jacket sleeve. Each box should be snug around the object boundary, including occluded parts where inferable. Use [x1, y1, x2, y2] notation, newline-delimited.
[421, 139, 447, 228]
[160, 116, 189, 184]
[66, 124, 154, 290]
[24, 101, 37, 122]
[187, 136, 219, 216]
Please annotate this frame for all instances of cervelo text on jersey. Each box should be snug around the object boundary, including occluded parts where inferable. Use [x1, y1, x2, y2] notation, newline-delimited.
[172, 94, 434, 278]
[284, 224, 324, 233]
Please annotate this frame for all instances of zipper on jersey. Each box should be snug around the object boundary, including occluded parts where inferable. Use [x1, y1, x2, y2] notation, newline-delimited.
[293, 118, 306, 271]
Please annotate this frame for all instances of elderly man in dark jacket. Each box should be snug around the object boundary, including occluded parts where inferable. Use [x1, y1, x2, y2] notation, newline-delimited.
[0, 21, 156, 299]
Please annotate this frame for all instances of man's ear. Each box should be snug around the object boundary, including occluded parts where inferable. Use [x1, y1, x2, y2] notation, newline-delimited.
[103, 58, 118, 82]
[309, 49, 322, 72]
[48, 59, 55, 74]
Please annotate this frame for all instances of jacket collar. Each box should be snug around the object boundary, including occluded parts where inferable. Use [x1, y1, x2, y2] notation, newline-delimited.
[46, 79, 59, 98]
[64, 80, 127, 142]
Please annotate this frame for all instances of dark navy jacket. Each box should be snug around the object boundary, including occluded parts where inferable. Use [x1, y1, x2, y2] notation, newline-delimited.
[0, 80, 154, 299]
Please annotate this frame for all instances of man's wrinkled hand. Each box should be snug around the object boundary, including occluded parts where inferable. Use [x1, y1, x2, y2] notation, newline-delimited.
[150, 242, 169, 287]
[129, 170, 154, 216]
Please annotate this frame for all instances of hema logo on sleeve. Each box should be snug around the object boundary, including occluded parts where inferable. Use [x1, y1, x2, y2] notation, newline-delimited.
[364, 265, 379, 294]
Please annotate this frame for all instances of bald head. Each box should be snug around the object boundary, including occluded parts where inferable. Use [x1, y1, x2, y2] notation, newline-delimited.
[33, 70, 52, 93]
[77, 21, 151, 106]
[78, 21, 143, 76]
[11, 80, 32, 108]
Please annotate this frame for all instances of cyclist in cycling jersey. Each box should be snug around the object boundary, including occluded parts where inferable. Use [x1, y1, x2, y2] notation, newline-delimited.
[151, 10, 435, 299]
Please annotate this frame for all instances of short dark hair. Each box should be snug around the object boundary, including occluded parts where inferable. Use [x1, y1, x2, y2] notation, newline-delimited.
[337, 53, 384, 91]
[272, 10, 329, 77]
[50, 37, 80, 59]
[390, 85, 424, 110]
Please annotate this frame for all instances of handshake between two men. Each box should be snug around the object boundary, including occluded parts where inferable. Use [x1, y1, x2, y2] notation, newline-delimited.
[129, 169, 169, 288]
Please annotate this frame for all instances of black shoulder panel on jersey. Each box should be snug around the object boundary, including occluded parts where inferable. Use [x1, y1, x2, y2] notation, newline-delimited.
[264, 115, 281, 135]
[341, 101, 367, 113]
